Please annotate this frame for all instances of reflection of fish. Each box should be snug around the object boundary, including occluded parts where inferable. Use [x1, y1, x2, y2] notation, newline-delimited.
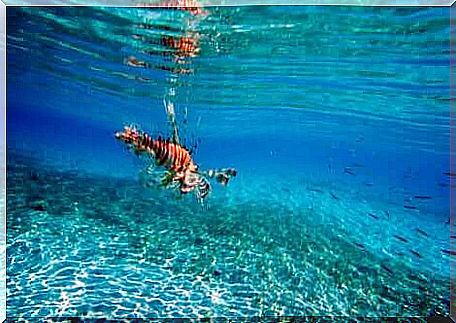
[138, 0, 208, 16]
[158, 64, 193, 74]
[125, 56, 193, 74]
[125, 56, 148, 68]
[135, 33, 200, 58]
[115, 125, 236, 202]
[132, 0, 204, 75]
[162, 35, 200, 58]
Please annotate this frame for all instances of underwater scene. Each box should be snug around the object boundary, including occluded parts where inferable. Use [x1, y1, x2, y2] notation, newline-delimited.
[6, 5, 454, 319]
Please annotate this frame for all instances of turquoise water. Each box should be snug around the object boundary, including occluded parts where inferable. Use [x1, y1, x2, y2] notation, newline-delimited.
[6, 6, 453, 318]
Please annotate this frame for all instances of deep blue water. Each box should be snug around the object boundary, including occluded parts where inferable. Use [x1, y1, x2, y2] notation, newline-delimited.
[6, 5, 454, 318]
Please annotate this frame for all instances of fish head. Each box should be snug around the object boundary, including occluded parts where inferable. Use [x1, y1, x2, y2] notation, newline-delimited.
[115, 125, 141, 145]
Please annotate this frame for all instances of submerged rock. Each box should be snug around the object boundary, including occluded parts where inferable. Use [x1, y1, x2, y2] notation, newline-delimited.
[29, 200, 47, 212]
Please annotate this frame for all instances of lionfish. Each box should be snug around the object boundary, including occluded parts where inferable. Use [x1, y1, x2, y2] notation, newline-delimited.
[115, 125, 236, 203]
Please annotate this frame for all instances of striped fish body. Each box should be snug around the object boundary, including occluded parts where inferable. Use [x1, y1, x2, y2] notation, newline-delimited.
[149, 138, 194, 172]
[115, 126, 209, 200]
[115, 126, 196, 172]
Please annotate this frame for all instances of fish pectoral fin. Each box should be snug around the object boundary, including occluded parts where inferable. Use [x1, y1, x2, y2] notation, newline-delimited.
[194, 174, 210, 201]
[139, 164, 168, 188]
[139, 168, 161, 188]
[160, 170, 179, 188]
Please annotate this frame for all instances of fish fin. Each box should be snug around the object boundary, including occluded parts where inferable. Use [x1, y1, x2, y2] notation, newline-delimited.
[205, 168, 237, 186]
[191, 174, 210, 209]
[197, 195, 209, 210]
[195, 174, 211, 201]
[159, 170, 180, 189]
[163, 96, 181, 145]
[139, 164, 174, 188]
[138, 164, 164, 188]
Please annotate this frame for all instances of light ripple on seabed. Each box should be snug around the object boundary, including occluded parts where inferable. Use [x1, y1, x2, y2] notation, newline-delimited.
[6, 155, 450, 318]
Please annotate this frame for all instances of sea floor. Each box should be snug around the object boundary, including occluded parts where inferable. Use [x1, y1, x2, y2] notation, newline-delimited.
[6, 152, 451, 319]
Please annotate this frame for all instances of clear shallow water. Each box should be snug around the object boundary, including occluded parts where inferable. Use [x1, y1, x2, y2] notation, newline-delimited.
[6, 5, 453, 318]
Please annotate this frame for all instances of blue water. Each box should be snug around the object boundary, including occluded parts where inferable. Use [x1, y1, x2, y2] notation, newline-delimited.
[6, 5, 453, 318]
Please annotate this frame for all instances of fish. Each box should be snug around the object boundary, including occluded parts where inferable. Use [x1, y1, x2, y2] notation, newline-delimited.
[115, 125, 236, 202]
[414, 195, 432, 200]
[415, 228, 429, 237]
[353, 242, 366, 250]
[384, 210, 390, 218]
[381, 264, 394, 275]
[443, 172, 456, 177]
[403, 205, 417, 210]
[441, 249, 456, 256]
[344, 167, 355, 176]
[364, 182, 374, 187]
[329, 192, 339, 200]
[409, 250, 423, 259]
[393, 235, 408, 243]
[368, 212, 379, 220]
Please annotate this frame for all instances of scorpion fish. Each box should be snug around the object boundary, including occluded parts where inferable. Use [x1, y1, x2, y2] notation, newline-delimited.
[115, 125, 236, 202]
